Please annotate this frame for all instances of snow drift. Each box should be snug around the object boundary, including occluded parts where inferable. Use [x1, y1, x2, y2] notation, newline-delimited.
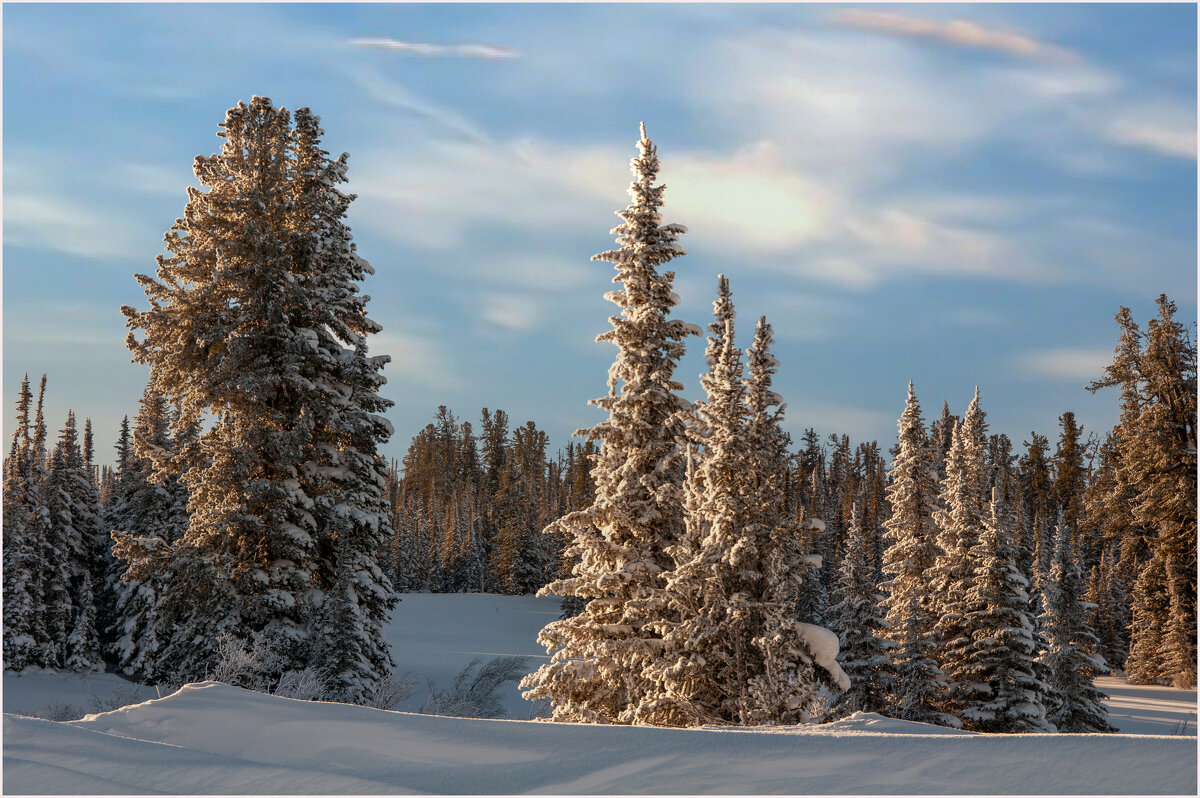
[5, 680, 1195, 795]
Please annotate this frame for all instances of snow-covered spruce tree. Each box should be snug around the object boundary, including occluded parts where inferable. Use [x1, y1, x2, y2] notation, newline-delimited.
[520, 124, 700, 724]
[3, 374, 43, 671]
[879, 382, 951, 723]
[831, 501, 896, 717]
[78, 418, 109, 626]
[41, 428, 79, 667]
[930, 401, 957, 484]
[959, 487, 1053, 733]
[65, 572, 103, 673]
[740, 317, 847, 723]
[641, 274, 749, 726]
[1125, 553, 1170, 684]
[97, 415, 135, 651]
[1037, 516, 1114, 733]
[109, 386, 188, 679]
[44, 411, 103, 669]
[1162, 556, 1196, 689]
[643, 286, 844, 726]
[121, 98, 396, 698]
[307, 336, 399, 704]
[1019, 431, 1054, 608]
[1088, 296, 1196, 686]
[930, 388, 990, 721]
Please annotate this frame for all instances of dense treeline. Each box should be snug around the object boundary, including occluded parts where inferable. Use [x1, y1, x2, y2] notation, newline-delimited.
[2, 102, 1194, 730]
[383, 405, 597, 595]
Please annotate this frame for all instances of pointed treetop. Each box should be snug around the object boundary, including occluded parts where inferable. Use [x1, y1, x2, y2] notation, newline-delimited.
[639, 121, 647, 141]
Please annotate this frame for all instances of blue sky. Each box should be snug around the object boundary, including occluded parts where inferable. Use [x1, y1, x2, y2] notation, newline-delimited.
[4, 3, 1196, 466]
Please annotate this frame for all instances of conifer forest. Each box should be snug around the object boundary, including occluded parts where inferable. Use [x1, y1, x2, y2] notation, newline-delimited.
[4, 91, 1195, 751]
[10, 3, 1200, 791]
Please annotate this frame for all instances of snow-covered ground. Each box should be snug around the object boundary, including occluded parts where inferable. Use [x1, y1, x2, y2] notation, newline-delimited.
[385, 592, 558, 717]
[1096, 676, 1197, 735]
[4, 593, 1197, 794]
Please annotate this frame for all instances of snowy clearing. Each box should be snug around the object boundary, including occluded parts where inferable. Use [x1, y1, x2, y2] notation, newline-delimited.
[3, 593, 1197, 794]
[4, 681, 1196, 794]
[1096, 676, 1198, 735]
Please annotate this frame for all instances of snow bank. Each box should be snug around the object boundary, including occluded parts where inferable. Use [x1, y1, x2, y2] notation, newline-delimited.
[5, 681, 1196, 794]
[2, 670, 157, 720]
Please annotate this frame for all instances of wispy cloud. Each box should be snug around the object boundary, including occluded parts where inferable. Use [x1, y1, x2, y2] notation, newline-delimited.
[5, 191, 146, 260]
[482, 294, 540, 333]
[349, 68, 491, 144]
[370, 331, 463, 391]
[1107, 118, 1197, 159]
[349, 38, 517, 60]
[1016, 348, 1113, 381]
[830, 9, 1076, 62]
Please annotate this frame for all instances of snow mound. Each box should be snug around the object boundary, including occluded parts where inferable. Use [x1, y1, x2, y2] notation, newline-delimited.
[5, 681, 1196, 795]
[817, 711, 972, 736]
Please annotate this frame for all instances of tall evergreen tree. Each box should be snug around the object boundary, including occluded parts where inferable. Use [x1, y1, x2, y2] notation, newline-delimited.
[741, 316, 846, 722]
[832, 501, 896, 717]
[1088, 296, 1197, 687]
[1019, 431, 1054, 606]
[65, 572, 103, 673]
[881, 382, 953, 725]
[647, 289, 844, 726]
[930, 400, 957, 483]
[930, 389, 990, 720]
[120, 97, 396, 699]
[41, 433, 76, 667]
[959, 487, 1053, 733]
[109, 387, 190, 679]
[1037, 516, 1115, 733]
[3, 374, 42, 670]
[1051, 412, 1089, 561]
[521, 123, 700, 724]
[1125, 553, 1171, 685]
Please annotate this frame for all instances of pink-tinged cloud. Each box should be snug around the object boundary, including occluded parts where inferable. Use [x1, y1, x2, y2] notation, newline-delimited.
[831, 9, 1075, 62]
[349, 38, 517, 60]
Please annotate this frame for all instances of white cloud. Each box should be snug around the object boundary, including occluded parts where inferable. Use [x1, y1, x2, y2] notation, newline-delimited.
[1107, 118, 1197, 159]
[349, 68, 491, 144]
[350, 133, 1060, 291]
[120, 163, 196, 197]
[1016, 348, 1114, 381]
[369, 331, 462, 391]
[830, 9, 1076, 62]
[802, 257, 881, 291]
[349, 38, 517, 60]
[482, 294, 540, 332]
[667, 142, 834, 254]
[4, 191, 146, 260]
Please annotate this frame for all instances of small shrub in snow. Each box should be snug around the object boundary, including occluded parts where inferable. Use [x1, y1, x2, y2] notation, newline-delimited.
[37, 702, 84, 722]
[806, 687, 839, 724]
[208, 633, 265, 690]
[527, 698, 552, 720]
[422, 656, 530, 719]
[364, 671, 419, 710]
[85, 681, 144, 714]
[274, 667, 331, 702]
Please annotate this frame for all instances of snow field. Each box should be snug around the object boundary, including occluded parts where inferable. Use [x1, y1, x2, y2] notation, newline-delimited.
[4, 681, 1197, 794]
[4, 593, 1197, 794]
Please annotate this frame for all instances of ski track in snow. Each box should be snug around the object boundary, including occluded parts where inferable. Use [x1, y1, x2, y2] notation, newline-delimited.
[3, 593, 1197, 794]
